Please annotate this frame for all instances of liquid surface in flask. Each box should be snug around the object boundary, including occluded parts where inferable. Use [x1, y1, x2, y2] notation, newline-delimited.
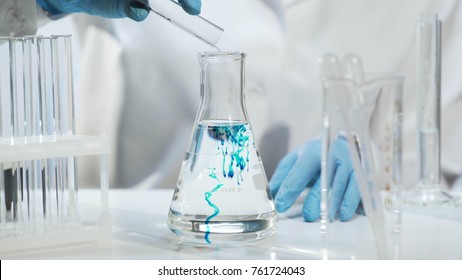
[168, 120, 277, 245]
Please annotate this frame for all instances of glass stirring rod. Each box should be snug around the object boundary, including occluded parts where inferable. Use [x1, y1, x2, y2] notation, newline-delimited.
[130, 0, 223, 49]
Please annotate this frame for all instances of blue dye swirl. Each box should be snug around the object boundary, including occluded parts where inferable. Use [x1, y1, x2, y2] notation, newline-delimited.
[204, 123, 251, 243]
[204, 168, 223, 244]
[208, 124, 250, 182]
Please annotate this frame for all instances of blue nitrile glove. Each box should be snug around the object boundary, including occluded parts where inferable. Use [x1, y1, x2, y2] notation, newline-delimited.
[178, 0, 201, 15]
[37, 0, 202, 22]
[269, 137, 362, 222]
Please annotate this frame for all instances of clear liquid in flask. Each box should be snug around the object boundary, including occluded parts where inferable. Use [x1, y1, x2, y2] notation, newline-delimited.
[168, 120, 277, 245]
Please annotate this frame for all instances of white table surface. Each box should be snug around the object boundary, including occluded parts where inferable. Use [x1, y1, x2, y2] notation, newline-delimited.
[4, 189, 462, 260]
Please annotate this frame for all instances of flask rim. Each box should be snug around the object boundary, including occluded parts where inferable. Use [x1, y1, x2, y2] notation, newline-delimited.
[198, 51, 246, 62]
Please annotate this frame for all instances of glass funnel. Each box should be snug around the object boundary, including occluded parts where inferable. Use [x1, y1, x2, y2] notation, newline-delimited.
[321, 74, 404, 259]
[167, 52, 278, 245]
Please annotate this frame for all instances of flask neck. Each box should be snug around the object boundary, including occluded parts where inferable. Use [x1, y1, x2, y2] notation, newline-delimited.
[197, 52, 248, 123]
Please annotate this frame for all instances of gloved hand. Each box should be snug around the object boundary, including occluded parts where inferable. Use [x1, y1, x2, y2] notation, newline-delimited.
[178, 0, 201, 15]
[269, 137, 362, 222]
[37, 0, 202, 22]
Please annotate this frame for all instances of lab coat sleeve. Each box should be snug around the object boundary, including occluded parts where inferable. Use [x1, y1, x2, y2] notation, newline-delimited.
[74, 21, 124, 187]
[36, 3, 55, 26]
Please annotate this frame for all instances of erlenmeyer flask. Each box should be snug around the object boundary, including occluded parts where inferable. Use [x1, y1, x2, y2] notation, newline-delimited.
[167, 52, 278, 245]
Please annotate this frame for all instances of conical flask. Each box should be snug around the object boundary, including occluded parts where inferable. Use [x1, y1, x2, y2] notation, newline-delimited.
[168, 52, 278, 245]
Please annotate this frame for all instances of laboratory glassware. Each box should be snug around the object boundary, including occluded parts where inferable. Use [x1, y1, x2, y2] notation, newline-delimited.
[403, 14, 459, 207]
[321, 73, 404, 259]
[342, 53, 365, 84]
[131, 0, 223, 49]
[168, 52, 278, 245]
[0, 35, 110, 255]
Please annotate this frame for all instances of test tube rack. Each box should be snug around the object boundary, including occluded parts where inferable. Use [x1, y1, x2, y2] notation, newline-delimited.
[0, 35, 111, 256]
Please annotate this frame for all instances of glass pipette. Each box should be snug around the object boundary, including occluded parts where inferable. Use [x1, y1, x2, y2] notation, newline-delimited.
[130, 0, 223, 49]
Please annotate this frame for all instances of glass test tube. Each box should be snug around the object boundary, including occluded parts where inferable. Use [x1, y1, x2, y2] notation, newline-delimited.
[132, 0, 224, 48]
[38, 35, 78, 226]
[1, 37, 47, 231]
[51, 35, 78, 224]
[37, 36, 55, 226]
[23, 36, 42, 230]
[0, 37, 10, 230]
[0, 35, 82, 241]
[9, 37, 25, 230]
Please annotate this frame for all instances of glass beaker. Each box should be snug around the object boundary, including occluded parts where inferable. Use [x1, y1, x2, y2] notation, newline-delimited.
[321, 74, 404, 259]
[167, 52, 278, 245]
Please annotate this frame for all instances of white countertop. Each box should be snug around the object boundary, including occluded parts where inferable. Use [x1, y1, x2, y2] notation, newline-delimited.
[3, 189, 462, 260]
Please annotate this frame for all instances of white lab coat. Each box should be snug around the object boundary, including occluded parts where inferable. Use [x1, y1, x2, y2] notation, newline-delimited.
[274, 0, 462, 189]
[71, 0, 286, 188]
[43, 0, 462, 190]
